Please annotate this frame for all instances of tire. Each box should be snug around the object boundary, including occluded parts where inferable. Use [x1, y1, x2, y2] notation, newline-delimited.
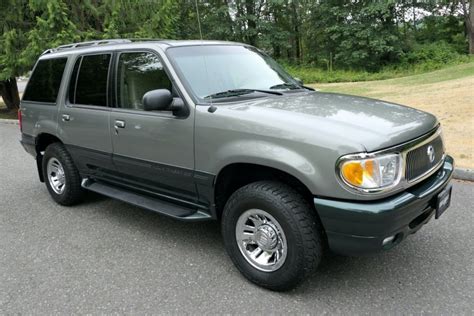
[42, 142, 85, 206]
[222, 181, 323, 291]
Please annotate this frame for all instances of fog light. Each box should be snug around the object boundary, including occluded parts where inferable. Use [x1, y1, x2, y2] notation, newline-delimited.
[382, 235, 396, 246]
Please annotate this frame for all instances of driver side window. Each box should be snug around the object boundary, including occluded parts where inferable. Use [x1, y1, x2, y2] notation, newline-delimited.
[117, 52, 172, 110]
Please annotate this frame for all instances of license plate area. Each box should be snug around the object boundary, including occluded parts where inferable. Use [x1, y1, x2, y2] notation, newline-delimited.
[435, 185, 452, 219]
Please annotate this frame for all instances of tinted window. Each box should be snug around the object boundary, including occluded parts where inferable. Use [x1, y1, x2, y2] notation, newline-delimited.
[117, 52, 172, 110]
[23, 58, 68, 103]
[73, 54, 111, 106]
[68, 57, 81, 104]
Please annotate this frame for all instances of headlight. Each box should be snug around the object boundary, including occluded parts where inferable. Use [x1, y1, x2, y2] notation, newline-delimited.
[338, 153, 402, 192]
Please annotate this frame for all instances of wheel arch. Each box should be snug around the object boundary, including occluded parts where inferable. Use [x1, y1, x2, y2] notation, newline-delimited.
[35, 133, 63, 182]
[36, 133, 63, 154]
[213, 162, 316, 220]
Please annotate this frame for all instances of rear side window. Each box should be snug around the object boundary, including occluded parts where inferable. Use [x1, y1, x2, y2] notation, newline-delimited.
[23, 58, 68, 103]
[69, 54, 111, 107]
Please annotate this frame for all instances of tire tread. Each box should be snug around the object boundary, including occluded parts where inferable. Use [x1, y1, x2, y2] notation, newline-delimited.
[222, 180, 323, 291]
[43, 143, 84, 206]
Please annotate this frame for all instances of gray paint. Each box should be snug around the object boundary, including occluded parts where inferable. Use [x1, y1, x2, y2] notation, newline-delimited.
[194, 92, 437, 200]
[20, 40, 446, 204]
[109, 109, 196, 201]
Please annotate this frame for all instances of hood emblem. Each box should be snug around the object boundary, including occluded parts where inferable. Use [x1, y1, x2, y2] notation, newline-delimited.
[427, 145, 435, 163]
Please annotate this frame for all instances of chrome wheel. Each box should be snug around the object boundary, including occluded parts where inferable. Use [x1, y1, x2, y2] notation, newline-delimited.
[235, 209, 287, 272]
[46, 158, 66, 194]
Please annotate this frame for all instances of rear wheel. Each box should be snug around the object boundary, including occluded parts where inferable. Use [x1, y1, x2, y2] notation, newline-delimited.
[222, 181, 324, 291]
[42, 143, 85, 206]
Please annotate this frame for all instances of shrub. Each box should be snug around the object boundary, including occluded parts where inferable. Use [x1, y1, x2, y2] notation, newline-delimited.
[401, 41, 460, 66]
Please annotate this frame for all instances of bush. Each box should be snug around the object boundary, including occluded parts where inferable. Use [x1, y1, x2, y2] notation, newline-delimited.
[283, 42, 471, 84]
[401, 41, 460, 66]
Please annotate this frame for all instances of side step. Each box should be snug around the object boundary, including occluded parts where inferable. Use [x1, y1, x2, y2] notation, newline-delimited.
[81, 179, 211, 221]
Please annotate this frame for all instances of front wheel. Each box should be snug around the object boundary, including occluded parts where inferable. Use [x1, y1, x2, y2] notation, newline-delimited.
[222, 181, 324, 291]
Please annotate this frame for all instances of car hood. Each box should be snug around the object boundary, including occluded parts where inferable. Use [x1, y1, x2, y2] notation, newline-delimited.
[229, 91, 438, 152]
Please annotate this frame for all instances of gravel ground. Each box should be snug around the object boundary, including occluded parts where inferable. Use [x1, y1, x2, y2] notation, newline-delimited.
[1, 123, 473, 314]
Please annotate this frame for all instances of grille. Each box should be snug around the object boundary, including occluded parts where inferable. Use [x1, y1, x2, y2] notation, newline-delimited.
[405, 136, 444, 181]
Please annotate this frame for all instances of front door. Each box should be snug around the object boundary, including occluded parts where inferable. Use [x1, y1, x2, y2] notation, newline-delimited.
[110, 51, 196, 204]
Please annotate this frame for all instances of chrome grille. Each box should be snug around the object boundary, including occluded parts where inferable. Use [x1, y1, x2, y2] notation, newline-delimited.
[405, 135, 444, 181]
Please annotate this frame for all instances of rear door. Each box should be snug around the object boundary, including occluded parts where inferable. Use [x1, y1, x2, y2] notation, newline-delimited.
[57, 53, 114, 178]
[110, 50, 196, 204]
[21, 56, 68, 141]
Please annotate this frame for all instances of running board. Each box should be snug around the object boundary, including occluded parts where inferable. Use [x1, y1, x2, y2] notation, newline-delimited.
[81, 179, 211, 221]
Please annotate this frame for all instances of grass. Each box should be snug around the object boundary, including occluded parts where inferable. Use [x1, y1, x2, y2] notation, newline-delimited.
[285, 56, 474, 84]
[309, 61, 474, 169]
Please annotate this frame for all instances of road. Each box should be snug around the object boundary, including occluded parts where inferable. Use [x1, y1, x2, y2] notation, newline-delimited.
[0, 123, 473, 314]
[17, 80, 27, 94]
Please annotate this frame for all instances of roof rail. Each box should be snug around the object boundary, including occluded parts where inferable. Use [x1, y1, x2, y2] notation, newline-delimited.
[41, 39, 132, 55]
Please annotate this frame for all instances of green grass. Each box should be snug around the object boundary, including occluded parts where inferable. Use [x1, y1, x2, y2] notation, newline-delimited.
[313, 61, 474, 96]
[390, 61, 474, 85]
[285, 56, 474, 84]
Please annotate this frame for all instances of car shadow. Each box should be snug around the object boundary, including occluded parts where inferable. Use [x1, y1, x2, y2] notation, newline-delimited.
[78, 194, 443, 296]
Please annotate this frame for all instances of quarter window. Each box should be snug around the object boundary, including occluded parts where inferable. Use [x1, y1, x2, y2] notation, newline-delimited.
[23, 57, 68, 103]
[117, 52, 172, 110]
[69, 54, 111, 107]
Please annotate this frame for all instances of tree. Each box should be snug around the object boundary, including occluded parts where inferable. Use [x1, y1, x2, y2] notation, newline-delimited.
[461, 0, 474, 54]
[0, 0, 30, 110]
[1, 0, 472, 110]
[0, 30, 23, 111]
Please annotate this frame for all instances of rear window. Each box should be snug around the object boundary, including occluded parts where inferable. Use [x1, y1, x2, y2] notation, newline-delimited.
[69, 54, 111, 107]
[22, 57, 68, 103]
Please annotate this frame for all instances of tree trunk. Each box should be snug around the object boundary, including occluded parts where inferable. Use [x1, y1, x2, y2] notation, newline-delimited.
[461, 0, 474, 54]
[245, 0, 257, 46]
[292, 2, 301, 63]
[0, 78, 20, 110]
[468, 0, 474, 54]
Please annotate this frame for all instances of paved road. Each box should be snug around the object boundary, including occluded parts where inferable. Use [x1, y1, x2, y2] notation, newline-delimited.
[17, 80, 27, 94]
[1, 123, 473, 314]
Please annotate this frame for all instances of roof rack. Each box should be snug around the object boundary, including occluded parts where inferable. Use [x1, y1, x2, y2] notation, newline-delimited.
[41, 39, 133, 55]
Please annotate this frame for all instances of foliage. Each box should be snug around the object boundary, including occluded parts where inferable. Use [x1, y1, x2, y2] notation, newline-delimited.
[1, 0, 472, 77]
[0, 0, 472, 109]
[285, 55, 473, 84]
[401, 41, 461, 65]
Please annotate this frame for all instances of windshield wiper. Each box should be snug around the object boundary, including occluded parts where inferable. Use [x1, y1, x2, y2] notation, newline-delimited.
[204, 89, 283, 99]
[269, 83, 302, 90]
[270, 82, 315, 91]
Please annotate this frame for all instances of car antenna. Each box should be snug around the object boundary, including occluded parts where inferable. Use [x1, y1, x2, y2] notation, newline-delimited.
[194, 0, 216, 113]
[195, 0, 203, 41]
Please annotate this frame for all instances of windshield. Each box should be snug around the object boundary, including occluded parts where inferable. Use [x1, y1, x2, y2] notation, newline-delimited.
[166, 45, 301, 101]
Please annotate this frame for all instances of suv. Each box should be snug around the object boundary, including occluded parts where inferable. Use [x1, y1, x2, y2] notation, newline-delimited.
[19, 39, 453, 291]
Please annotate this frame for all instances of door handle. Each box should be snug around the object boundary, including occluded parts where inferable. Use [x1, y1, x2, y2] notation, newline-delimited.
[62, 114, 70, 122]
[114, 120, 126, 129]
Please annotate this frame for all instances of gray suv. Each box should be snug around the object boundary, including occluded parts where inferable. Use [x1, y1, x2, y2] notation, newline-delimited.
[19, 39, 453, 291]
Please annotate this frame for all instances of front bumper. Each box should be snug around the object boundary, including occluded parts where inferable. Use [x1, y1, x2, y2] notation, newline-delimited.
[315, 155, 454, 256]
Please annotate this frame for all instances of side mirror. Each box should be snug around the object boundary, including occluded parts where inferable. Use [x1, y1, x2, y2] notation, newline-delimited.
[142, 89, 188, 116]
[142, 89, 173, 111]
[294, 77, 303, 85]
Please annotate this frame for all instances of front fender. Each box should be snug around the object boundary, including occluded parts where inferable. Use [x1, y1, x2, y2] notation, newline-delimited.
[205, 139, 322, 195]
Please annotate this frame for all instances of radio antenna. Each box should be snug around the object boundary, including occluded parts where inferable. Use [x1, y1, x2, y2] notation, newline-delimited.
[194, 0, 214, 110]
[194, 0, 203, 40]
